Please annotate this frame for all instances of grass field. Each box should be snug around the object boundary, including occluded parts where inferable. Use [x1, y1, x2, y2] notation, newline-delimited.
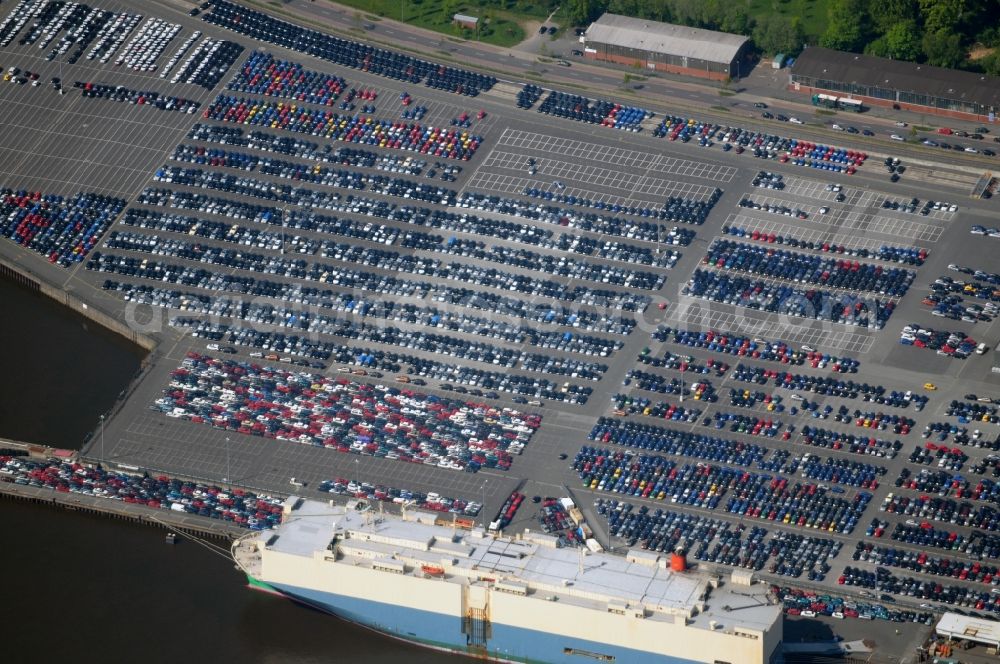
[746, 0, 831, 45]
[325, 0, 561, 48]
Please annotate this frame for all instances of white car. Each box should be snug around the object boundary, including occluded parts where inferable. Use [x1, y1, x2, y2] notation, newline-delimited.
[831, 123, 844, 131]
[890, 134, 905, 141]
[895, 121, 908, 127]
[788, 117, 804, 125]
[965, 146, 979, 153]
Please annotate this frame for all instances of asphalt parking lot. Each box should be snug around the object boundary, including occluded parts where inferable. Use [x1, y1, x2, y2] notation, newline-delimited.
[1, 0, 1000, 660]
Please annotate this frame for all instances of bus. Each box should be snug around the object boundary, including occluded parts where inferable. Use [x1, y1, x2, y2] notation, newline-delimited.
[812, 93, 839, 109]
[838, 98, 863, 112]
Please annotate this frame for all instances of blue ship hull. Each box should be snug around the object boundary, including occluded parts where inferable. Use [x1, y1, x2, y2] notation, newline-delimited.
[260, 579, 703, 664]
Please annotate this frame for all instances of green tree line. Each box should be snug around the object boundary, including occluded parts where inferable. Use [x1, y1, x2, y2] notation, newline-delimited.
[820, 0, 1000, 75]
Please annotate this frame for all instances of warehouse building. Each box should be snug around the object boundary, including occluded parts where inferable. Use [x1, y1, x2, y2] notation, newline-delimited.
[789, 47, 1000, 123]
[582, 14, 751, 82]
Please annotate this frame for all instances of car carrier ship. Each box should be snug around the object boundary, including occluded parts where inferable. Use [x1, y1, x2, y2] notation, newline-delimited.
[232, 497, 783, 664]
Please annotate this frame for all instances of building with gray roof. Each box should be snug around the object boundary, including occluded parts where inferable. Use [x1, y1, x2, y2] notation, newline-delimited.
[582, 14, 751, 81]
[790, 46, 1000, 123]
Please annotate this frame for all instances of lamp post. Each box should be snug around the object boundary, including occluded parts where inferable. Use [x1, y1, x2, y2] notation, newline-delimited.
[224, 436, 230, 485]
[99, 414, 105, 466]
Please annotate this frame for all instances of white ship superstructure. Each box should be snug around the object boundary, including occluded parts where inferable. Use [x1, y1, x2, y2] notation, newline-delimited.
[233, 497, 783, 663]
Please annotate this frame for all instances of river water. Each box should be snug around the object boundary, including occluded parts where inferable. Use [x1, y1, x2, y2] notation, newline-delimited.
[0, 278, 459, 663]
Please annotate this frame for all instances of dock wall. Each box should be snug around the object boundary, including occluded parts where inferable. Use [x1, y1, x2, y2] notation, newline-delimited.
[0, 479, 245, 541]
[0, 255, 157, 352]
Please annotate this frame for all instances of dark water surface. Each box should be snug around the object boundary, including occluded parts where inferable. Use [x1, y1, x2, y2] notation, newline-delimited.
[0, 277, 145, 449]
[0, 279, 460, 663]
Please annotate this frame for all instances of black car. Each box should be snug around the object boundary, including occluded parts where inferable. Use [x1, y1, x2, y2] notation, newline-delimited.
[776, 114, 789, 121]
[539, 25, 547, 34]
[862, 129, 875, 136]
[846, 126, 859, 134]
[753, 102, 767, 108]
[761, 111, 774, 119]
[547, 26, 557, 35]
[983, 149, 996, 156]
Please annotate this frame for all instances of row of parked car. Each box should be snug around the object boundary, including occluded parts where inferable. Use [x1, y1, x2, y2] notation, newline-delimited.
[948, 399, 999, 422]
[0, 188, 125, 267]
[158, 354, 540, 471]
[636, 350, 729, 377]
[731, 365, 897, 403]
[799, 425, 902, 459]
[537, 91, 651, 131]
[97, 256, 629, 343]
[204, 0, 496, 96]
[652, 326, 861, 372]
[707, 412, 784, 437]
[800, 455, 886, 489]
[318, 479, 480, 517]
[508, 79, 542, 107]
[229, 51, 348, 106]
[891, 522, 1000, 558]
[115, 198, 651, 313]
[853, 542, 1000, 586]
[782, 586, 934, 624]
[587, 419, 769, 467]
[907, 443, 968, 472]
[896, 467, 1000, 502]
[1, 0, 125, 64]
[203, 94, 483, 160]
[170, 38, 244, 89]
[723, 473, 871, 534]
[883, 492, 1000, 532]
[187, 124, 429, 178]
[74, 81, 200, 112]
[596, 498, 839, 580]
[684, 269, 893, 328]
[113, 16, 179, 71]
[623, 371, 717, 401]
[169, 312, 608, 378]
[653, 119, 865, 172]
[922, 422, 999, 449]
[839, 566, 1000, 615]
[0, 456, 283, 529]
[455, 191, 701, 243]
[932, 274, 1000, 303]
[182, 323, 597, 404]
[610, 396, 702, 422]
[158, 29, 200, 79]
[899, 323, 977, 358]
[703, 239, 915, 297]
[720, 225, 929, 267]
[519, 186, 716, 226]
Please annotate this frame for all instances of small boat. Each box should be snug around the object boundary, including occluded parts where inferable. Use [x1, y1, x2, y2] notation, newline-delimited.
[421, 565, 444, 577]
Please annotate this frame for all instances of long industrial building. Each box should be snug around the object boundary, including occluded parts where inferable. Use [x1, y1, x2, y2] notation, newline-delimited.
[582, 14, 751, 81]
[789, 46, 1000, 123]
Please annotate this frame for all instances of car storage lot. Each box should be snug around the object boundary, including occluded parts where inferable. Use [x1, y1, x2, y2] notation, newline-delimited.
[0, 0, 999, 642]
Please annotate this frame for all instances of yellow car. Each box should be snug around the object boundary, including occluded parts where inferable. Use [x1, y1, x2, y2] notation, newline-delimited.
[923, 383, 937, 391]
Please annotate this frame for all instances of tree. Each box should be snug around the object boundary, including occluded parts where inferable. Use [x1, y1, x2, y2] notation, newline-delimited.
[918, 0, 986, 36]
[820, 0, 869, 52]
[753, 14, 804, 56]
[980, 50, 1000, 77]
[718, 5, 751, 36]
[865, 20, 922, 61]
[567, 0, 604, 25]
[868, 0, 917, 33]
[922, 29, 966, 68]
